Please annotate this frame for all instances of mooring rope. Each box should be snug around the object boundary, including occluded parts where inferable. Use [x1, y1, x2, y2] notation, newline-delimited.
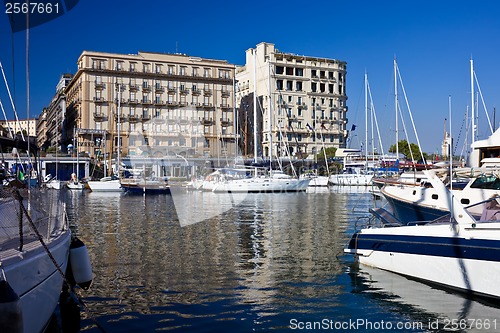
[12, 189, 106, 333]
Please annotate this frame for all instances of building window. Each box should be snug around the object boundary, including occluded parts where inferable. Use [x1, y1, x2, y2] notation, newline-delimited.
[296, 81, 302, 91]
[296, 68, 303, 76]
[311, 69, 317, 78]
[193, 67, 198, 77]
[311, 82, 317, 92]
[180, 67, 186, 76]
[329, 71, 334, 79]
[286, 81, 293, 91]
[130, 63, 136, 72]
[168, 66, 174, 75]
[276, 66, 284, 74]
[320, 83, 325, 93]
[143, 63, 151, 73]
[155, 64, 162, 74]
[130, 107, 135, 115]
[286, 67, 293, 75]
[204, 68, 211, 77]
[276, 80, 283, 90]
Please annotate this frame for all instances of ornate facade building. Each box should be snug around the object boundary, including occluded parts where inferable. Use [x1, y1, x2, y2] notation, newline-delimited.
[235, 42, 348, 160]
[63, 51, 236, 159]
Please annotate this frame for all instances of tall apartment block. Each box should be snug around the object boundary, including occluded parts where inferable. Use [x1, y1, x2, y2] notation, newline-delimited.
[63, 51, 236, 159]
[235, 42, 348, 160]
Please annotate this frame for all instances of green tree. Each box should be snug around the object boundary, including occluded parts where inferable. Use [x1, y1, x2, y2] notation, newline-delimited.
[388, 140, 429, 162]
[317, 147, 337, 160]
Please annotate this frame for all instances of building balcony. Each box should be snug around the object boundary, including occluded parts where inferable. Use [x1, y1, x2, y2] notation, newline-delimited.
[141, 114, 151, 121]
[203, 89, 212, 96]
[179, 101, 188, 107]
[154, 100, 166, 106]
[94, 81, 106, 90]
[202, 103, 213, 109]
[114, 113, 127, 122]
[201, 117, 214, 125]
[93, 97, 105, 103]
[142, 85, 151, 92]
[220, 104, 231, 109]
[167, 87, 176, 94]
[93, 112, 106, 121]
[220, 118, 232, 126]
[221, 90, 231, 98]
[179, 88, 190, 95]
[155, 86, 165, 93]
[128, 114, 140, 122]
[166, 101, 178, 107]
[128, 99, 139, 105]
[129, 84, 140, 91]
[191, 89, 201, 96]
[142, 99, 153, 105]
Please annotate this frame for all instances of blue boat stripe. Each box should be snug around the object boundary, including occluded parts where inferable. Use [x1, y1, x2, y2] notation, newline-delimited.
[349, 234, 500, 262]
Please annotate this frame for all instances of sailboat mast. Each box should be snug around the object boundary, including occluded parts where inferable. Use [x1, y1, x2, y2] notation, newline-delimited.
[268, 57, 273, 172]
[364, 72, 368, 167]
[470, 58, 475, 144]
[394, 58, 399, 159]
[117, 83, 122, 177]
[253, 49, 258, 164]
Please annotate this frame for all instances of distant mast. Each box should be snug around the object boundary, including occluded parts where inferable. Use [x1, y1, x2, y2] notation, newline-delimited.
[394, 58, 399, 159]
[253, 48, 258, 164]
[470, 58, 475, 144]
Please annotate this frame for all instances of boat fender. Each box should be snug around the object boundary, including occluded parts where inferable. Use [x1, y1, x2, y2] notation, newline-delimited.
[0, 280, 22, 333]
[69, 237, 93, 290]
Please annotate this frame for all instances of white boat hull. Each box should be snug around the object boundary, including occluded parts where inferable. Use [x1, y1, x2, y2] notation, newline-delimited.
[45, 179, 61, 190]
[212, 177, 310, 193]
[329, 174, 373, 186]
[346, 222, 500, 299]
[87, 179, 122, 192]
[307, 176, 330, 187]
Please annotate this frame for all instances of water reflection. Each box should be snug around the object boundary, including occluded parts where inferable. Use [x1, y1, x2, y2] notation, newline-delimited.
[71, 190, 361, 332]
[64, 187, 500, 333]
[349, 264, 500, 332]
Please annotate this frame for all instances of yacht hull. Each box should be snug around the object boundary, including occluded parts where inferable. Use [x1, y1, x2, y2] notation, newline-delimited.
[345, 223, 500, 299]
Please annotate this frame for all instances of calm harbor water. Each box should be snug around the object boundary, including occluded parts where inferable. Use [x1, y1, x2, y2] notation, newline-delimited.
[64, 186, 500, 332]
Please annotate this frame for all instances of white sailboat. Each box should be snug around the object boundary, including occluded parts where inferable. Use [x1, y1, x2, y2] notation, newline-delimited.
[87, 82, 123, 192]
[67, 128, 84, 190]
[212, 49, 310, 193]
[330, 73, 374, 186]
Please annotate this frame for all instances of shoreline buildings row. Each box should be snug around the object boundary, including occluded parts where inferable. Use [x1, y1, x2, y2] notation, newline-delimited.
[10, 42, 349, 162]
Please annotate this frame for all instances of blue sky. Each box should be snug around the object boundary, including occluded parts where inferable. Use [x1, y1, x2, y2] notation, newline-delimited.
[1, 0, 500, 154]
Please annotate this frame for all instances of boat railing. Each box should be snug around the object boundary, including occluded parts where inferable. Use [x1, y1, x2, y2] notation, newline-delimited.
[0, 187, 67, 250]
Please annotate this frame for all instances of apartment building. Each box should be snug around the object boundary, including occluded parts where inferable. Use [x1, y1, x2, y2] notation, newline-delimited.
[0, 118, 37, 138]
[63, 51, 236, 159]
[37, 73, 72, 150]
[235, 42, 348, 159]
